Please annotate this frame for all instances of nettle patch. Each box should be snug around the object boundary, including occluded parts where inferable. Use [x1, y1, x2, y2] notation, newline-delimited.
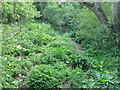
[27, 62, 69, 88]
[2, 23, 57, 56]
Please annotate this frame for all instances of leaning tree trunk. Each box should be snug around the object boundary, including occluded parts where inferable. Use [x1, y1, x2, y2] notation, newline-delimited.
[78, 2, 108, 25]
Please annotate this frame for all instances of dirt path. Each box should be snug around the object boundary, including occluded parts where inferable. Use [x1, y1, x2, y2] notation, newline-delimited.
[72, 40, 83, 52]
[60, 26, 83, 53]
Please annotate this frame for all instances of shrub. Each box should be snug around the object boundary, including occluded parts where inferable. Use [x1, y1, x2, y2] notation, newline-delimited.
[2, 2, 40, 23]
[68, 67, 86, 88]
[34, 2, 81, 31]
[23, 23, 57, 46]
[2, 55, 31, 88]
[39, 34, 77, 64]
[27, 62, 68, 88]
[2, 22, 57, 56]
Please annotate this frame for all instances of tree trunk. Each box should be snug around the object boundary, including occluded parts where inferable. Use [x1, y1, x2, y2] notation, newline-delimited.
[13, 2, 16, 14]
[79, 2, 108, 25]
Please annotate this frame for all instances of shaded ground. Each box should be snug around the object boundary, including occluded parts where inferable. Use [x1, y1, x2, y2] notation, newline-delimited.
[60, 26, 83, 53]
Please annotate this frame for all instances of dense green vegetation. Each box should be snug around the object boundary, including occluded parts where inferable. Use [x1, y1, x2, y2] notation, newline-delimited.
[1, 2, 119, 89]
